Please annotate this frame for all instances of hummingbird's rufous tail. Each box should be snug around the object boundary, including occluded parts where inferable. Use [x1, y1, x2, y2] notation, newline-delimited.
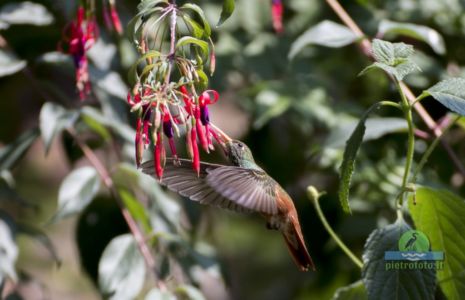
[282, 221, 316, 271]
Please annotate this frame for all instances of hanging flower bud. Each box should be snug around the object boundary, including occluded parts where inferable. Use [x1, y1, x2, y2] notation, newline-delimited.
[154, 132, 164, 179]
[191, 126, 200, 176]
[110, 1, 123, 34]
[135, 119, 144, 167]
[271, 0, 283, 33]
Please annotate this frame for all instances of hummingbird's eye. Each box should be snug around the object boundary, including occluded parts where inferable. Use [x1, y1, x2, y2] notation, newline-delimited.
[237, 143, 244, 149]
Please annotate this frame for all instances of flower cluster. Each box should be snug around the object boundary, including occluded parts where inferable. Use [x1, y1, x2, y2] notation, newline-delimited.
[59, 7, 97, 99]
[128, 83, 223, 179]
[60, 2, 123, 100]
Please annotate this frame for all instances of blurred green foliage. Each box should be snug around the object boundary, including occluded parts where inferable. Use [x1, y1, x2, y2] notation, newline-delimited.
[1, 0, 465, 299]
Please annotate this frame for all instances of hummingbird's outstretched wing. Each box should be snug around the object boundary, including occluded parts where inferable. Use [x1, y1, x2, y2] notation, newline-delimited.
[140, 159, 252, 213]
[206, 166, 279, 215]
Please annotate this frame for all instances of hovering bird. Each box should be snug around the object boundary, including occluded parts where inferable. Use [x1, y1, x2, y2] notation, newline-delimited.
[141, 136, 315, 271]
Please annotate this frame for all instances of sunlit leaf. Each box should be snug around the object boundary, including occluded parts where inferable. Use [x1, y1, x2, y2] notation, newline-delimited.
[409, 187, 465, 299]
[332, 280, 367, 300]
[423, 78, 465, 116]
[217, 0, 235, 26]
[0, 1, 53, 27]
[378, 20, 446, 55]
[289, 20, 358, 59]
[0, 128, 39, 171]
[359, 39, 420, 81]
[181, 3, 211, 37]
[39, 102, 79, 154]
[99, 234, 146, 300]
[362, 220, 436, 300]
[176, 37, 209, 59]
[50, 167, 101, 222]
[0, 215, 18, 282]
[0, 49, 26, 77]
[145, 288, 177, 300]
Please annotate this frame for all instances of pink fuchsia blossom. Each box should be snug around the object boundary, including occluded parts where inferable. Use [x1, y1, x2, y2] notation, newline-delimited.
[271, 0, 283, 33]
[60, 7, 98, 100]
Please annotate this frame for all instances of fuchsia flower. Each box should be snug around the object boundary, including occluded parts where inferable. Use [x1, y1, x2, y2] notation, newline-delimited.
[60, 7, 98, 100]
[128, 84, 222, 179]
[271, 0, 284, 33]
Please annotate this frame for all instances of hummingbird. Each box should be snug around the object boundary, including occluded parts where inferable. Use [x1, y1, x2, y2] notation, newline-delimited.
[140, 138, 315, 271]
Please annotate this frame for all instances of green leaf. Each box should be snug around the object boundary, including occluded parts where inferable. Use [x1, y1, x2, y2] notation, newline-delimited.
[176, 37, 209, 59]
[0, 49, 26, 77]
[118, 188, 151, 233]
[409, 187, 465, 300]
[128, 50, 163, 85]
[0, 128, 39, 171]
[113, 163, 181, 230]
[362, 220, 436, 300]
[50, 167, 101, 222]
[99, 234, 146, 300]
[145, 288, 176, 300]
[423, 78, 465, 116]
[0, 2, 53, 27]
[332, 280, 367, 300]
[378, 20, 446, 55]
[39, 102, 79, 154]
[338, 103, 384, 213]
[81, 107, 134, 143]
[289, 20, 358, 59]
[360, 39, 420, 81]
[217, 0, 235, 27]
[180, 3, 211, 37]
[16, 223, 61, 266]
[181, 14, 205, 39]
[0, 216, 18, 282]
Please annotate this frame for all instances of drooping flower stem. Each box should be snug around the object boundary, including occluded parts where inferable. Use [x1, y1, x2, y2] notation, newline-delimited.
[66, 128, 162, 286]
[307, 186, 363, 269]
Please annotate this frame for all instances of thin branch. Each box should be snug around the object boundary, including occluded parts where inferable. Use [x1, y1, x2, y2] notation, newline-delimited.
[67, 128, 162, 285]
[324, 0, 465, 178]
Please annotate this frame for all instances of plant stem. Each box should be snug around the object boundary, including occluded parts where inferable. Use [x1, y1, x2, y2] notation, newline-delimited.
[396, 81, 415, 207]
[67, 128, 162, 286]
[165, 2, 177, 86]
[308, 187, 363, 269]
[324, 0, 465, 178]
[413, 115, 461, 183]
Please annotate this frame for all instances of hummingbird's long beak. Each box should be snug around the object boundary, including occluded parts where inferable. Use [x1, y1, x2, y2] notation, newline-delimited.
[209, 123, 232, 153]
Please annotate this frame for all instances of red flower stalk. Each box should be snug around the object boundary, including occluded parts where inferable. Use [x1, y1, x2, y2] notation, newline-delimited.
[154, 132, 164, 179]
[190, 126, 200, 175]
[104, 0, 123, 34]
[271, 0, 284, 33]
[60, 6, 98, 100]
[110, 3, 123, 34]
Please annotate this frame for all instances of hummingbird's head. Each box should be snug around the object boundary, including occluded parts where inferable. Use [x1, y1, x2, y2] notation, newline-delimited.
[225, 140, 255, 167]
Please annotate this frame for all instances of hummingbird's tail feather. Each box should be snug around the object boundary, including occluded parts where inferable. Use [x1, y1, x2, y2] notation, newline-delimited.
[282, 221, 315, 271]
